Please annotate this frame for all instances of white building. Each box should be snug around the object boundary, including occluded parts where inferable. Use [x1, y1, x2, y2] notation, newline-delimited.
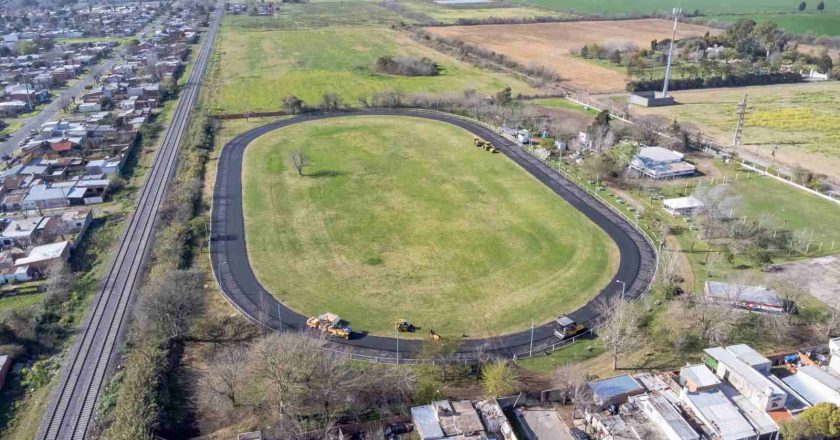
[663, 196, 704, 216]
[704, 345, 787, 411]
[630, 147, 696, 179]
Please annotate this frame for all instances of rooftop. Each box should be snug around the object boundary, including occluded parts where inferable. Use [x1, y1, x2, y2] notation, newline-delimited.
[663, 197, 704, 210]
[680, 364, 721, 389]
[636, 146, 684, 163]
[589, 374, 644, 405]
[704, 346, 786, 398]
[683, 389, 756, 440]
[705, 281, 784, 308]
[14, 241, 68, 266]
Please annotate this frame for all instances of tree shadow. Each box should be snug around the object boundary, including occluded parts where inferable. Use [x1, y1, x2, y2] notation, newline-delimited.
[306, 170, 346, 178]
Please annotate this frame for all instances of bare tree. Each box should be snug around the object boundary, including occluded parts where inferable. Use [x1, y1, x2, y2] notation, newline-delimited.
[290, 150, 310, 176]
[196, 345, 249, 419]
[818, 307, 840, 339]
[596, 296, 643, 370]
[42, 259, 73, 307]
[134, 269, 205, 341]
[551, 363, 592, 411]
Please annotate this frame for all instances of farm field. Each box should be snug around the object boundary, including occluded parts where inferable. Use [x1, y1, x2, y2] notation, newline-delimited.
[520, 0, 827, 16]
[223, 1, 402, 29]
[241, 116, 618, 337]
[207, 21, 536, 112]
[398, 0, 564, 23]
[629, 82, 840, 181]
[426, 19, 718, 93]
[708, 13, 840, 37]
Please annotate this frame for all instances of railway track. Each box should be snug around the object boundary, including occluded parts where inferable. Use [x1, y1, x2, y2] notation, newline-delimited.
[37, 9, 222, 440]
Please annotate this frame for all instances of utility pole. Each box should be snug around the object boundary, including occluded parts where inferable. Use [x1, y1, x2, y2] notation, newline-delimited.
[733, 94, 748, 147]
[395, 332, 400, 365]
[616, 279, 626, 300]
[662, 8, 683, 98]
[529, 319, 535, 357]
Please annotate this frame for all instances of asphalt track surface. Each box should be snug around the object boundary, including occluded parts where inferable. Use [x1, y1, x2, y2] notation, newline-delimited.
[210, 109, 657, 360]
[37, 10, 222, 440]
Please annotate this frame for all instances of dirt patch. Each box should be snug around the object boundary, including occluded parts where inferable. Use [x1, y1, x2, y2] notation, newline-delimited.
[769, 255, 840, 309]
[426, 19, 718, 93]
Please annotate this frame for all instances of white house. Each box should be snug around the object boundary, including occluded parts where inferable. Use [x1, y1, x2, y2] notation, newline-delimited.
[630, 146, 696, 179]
[663, 197, 704, 216]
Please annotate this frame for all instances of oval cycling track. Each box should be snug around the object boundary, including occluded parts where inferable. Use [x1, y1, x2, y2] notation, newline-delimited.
[210, 109, 657, 359]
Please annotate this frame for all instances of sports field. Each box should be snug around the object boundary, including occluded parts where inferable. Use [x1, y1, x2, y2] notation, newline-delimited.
[241, 116, 618, 337]
[630, 82, 840, 180]
[427, 19, 717, 93]
[207, 21, 536, 112]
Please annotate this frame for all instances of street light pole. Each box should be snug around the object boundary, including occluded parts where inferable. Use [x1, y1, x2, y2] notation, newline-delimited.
[529, 319, 535, 357]
[616, 280, 626, 300]
[396, 332, 400, 365]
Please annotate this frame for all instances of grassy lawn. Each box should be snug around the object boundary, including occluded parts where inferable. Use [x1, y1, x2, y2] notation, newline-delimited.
[530, 97, 600, 116]
[56, 36, 130, 45]
[629, 82, 840, 180]
[242, 116, 618, 337]
[399, 0, 565, 23]
[224, 1, 402, 30]
[515, 338, 604, 373]
[707, 13, 840, 36]
[208, 22, 535, 113]
[0, 293, 42, 312]
[521, 0, 831, 16]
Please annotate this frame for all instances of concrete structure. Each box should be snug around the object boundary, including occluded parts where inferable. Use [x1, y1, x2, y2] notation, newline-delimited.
[630, 147, 696, 179]
[411, 400, 487, 439]
[704, 346, 787, 411]
[679, 364, 721, 392]
[681, 389, 761, 440]
[629, 91, 675, 107]
[704, 281, 787, 315]
[14, 240, 70, 270]
[663, 197, 704, 216]
[781, 365, 840, 406]
[635, 394, 700, 440]
[588, 374, 645, 408]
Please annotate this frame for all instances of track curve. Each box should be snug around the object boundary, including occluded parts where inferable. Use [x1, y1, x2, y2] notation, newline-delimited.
[210, 109, 657, 359]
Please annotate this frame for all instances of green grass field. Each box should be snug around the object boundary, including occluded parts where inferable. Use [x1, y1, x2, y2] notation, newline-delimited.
[208, 22, 535, 113]
[630, 82, 840, 179]
[530, 97, 600, 116]
[398, 0, 566, 23]
[224, 2, 401, 29]
[242, 116, 618, 337]
[705, 13, 840, 36]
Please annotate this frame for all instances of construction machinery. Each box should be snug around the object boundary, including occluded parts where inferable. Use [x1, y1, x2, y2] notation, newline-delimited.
[554, 315, 586, 340]
[473, 137, 498, 153]
[395, 319, 416, 332]
[306, 312, 352, 339]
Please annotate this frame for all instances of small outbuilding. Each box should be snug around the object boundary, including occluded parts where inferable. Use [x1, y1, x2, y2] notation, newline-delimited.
[704, 281, 788, 314]
[663, 196, 704, 216]
[630, 146, 696, 179]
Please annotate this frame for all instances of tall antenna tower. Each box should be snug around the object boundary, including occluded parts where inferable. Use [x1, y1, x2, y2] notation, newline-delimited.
[733, 94, 748, 147]
[662, 7, 683, 98]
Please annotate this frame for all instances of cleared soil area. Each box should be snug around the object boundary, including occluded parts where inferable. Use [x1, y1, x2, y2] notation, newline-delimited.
[427, 19, 718, 93]
[629, 82, 840, 181]
[242, 116, 618, 337]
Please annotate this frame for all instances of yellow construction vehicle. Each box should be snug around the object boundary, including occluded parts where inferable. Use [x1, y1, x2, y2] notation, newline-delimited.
[553, 315, 586, 340]
[306, 312, 352, 339]
[483, 143, 498, 153]
[473, 137, 484, 147]
[395, 319, 416, 332]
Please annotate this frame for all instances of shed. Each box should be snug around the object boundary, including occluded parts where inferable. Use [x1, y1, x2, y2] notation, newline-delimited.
[663, 197, 704, 216]
[411, 405, 446, 440]
[679, 364, 721, 392]
[704, 281, 786, 314]
[588, 374, 645, 407]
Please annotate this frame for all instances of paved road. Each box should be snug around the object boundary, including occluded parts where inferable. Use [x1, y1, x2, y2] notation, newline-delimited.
[1, 15, 165, 156]
[210, 109, 658, 360]
[36, 9, 221, 440]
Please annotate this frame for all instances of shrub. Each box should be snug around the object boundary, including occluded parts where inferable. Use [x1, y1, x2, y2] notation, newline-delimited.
[372, 55, 439, 76]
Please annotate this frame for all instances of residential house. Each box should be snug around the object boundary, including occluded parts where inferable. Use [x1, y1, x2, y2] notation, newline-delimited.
[630, 146, 696, 179]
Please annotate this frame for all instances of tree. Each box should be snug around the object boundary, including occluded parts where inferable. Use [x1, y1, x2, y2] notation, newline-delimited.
[319, 93, 341, 110]
[196, 345, 249, 420]
[289, 150, 309, 176]
[596, 296, 643, 370]
[551, 363, 592, 411]
[281, 95, 304, 114]
[796, 402, 840, 438]
[134, 269, 205, 341]
[817, 48, 834, 73]
[799, 0, 806, 10]
[594, 109, 611, 128]
[754, 21, 785, 58]
[817, 0, 825, 10]
[42, 260, 72, 307]
[580, 45, 590, 58]
[481, 361, 518, 397]
[609, 49, 622, 64]
[495, 86, 512, 106]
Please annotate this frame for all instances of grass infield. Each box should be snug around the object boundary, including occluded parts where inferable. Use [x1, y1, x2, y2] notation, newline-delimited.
[242, 116, 618, 337]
